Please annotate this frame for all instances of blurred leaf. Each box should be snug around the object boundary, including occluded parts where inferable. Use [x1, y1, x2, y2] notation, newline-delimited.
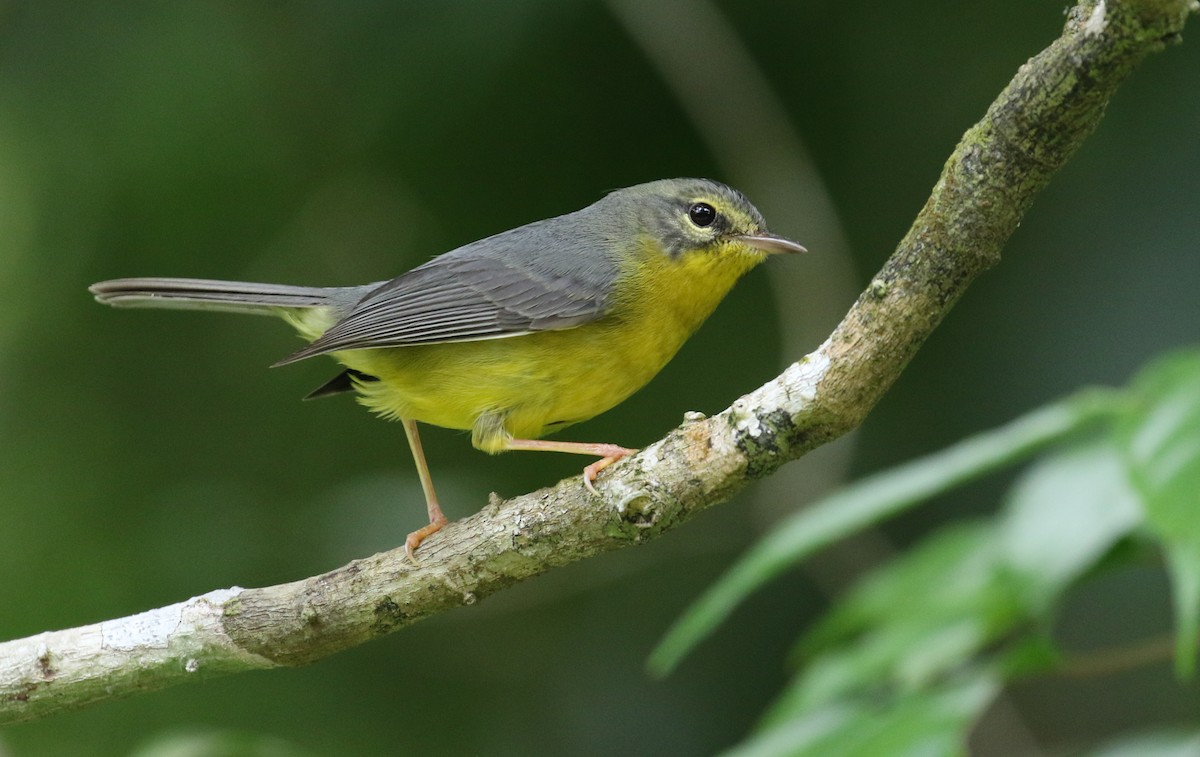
[800, 523, 1005, 656]
[1118, 350, 1200, 676]
[650, 389, 1122, 676]
[723, 669, 998, 757]
[1084, 729, 1200, 757]
[762, 524, 1018, 720]
[1000, 440, 1142, 614]
[775, 618, 991, 722]
[994, 634, 1061, 679]
[722, 705, 857, 757]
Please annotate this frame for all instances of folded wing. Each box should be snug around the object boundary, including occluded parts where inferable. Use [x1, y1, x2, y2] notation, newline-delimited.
[275, 242, 615, 365]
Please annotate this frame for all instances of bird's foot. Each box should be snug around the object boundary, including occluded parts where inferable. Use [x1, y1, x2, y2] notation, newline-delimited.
[404, 514, 449, 563]
[582, 445, 638, 495]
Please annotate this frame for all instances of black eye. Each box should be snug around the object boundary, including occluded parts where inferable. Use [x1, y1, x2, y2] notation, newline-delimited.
[688, 202, 716, 228]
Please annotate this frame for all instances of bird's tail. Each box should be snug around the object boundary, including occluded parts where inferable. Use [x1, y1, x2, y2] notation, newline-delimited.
[89, 277, 370, 317]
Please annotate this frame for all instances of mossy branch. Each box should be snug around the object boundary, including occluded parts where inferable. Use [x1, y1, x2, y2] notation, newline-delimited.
[1, 0, 1193, 726]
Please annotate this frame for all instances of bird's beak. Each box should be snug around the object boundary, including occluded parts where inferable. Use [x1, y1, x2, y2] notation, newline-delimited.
[737, 233, 807, 255]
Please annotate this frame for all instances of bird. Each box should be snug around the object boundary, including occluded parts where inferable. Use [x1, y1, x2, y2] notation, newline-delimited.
[89, 177, 805, 558]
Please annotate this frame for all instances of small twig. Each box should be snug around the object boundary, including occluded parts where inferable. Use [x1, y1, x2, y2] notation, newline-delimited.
[1057, 634, 1183, 679]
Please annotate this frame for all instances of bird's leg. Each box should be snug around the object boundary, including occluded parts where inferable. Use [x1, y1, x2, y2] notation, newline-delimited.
[401, 418, 448, 560]
[501, 438, 637, 495]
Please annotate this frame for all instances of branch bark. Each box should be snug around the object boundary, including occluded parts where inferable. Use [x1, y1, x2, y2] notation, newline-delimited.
[1, 0, 1193, 726]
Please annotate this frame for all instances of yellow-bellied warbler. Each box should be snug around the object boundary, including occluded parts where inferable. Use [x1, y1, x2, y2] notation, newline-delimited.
[91, 178, 805, 556]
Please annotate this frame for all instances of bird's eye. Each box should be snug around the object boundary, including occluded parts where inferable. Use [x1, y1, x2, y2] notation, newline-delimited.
[688, 202, 716, 228]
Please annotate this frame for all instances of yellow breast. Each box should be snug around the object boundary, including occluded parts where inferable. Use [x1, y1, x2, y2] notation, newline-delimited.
[321, 238, 763, 452]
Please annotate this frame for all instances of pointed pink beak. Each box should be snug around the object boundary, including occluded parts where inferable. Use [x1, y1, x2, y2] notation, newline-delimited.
[736, 233, 807, 254]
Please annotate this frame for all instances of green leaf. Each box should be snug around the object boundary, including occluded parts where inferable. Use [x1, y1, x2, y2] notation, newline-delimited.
[799, 523, 1004, 657]
[1118, 350, 1200, 677]
[720, 705, 856, 757]
[994, 633, 1061, 678]
[723, 670, 999, 757]
[649, 389, 1122, 677]
[775, 618, 990, 720]
[762, 523, 1019, 722]
[1085, 729, 1200, 757]
[1000, 440, 1142, 613]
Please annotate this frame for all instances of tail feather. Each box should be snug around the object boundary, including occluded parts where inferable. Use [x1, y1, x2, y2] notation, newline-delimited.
[89, 277, 370, 316]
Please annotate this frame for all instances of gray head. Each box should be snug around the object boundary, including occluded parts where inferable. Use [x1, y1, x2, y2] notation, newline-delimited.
[594, 178, 805, 259]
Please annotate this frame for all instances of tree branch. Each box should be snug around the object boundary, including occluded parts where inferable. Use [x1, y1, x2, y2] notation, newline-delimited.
[1, 0, 1193, 726]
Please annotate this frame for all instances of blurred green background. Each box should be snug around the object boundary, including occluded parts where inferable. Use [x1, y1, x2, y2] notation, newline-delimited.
[0, 2, 1197, 755]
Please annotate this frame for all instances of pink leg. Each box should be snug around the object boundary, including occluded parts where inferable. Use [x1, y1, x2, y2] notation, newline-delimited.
[402, 418, 448, 560]
[502, 438, 637, 494]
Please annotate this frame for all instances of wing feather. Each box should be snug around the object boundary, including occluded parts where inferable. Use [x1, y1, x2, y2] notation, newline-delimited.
[274, 216, 619, 365]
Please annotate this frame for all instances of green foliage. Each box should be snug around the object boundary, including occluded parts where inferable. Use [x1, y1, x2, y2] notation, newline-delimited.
[649, 389, 1125, 676]
[1084, 729, 1200, 757]
[724, 670, 998, 757]
[999, 442, 1141, 614]
[656, 349, 1200, 755]
[1118, 352, 1200, 676]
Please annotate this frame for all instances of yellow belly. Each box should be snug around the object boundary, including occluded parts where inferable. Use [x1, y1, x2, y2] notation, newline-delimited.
[335, 309, 690, 452]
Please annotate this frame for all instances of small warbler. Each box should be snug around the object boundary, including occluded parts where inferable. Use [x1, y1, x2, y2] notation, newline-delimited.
[90, 178, 805, 557]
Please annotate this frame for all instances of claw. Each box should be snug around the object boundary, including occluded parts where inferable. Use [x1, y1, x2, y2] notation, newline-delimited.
[404, 514, 448, 563]
[582, 468, 601, 496]
[582, 446, 637, 495]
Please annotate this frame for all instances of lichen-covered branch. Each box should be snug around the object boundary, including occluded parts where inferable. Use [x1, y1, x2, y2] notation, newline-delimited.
[1, 0, 1193, 726]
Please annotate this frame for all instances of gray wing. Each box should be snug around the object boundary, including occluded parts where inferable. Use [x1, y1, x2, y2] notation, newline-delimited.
[275, 215, 620, 365]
